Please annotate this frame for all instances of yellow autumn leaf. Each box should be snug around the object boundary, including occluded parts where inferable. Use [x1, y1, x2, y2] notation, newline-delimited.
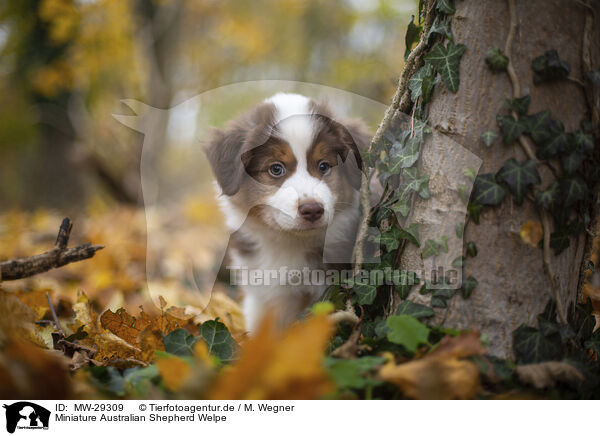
[520, 220, 543, 247]
[208, 313, 334, 400]
[379, 331, 485, 400]
[157, 355, 192, 392]
[193, 340, 211, 364]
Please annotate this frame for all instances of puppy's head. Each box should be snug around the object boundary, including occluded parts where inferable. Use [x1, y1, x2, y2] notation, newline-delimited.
[205, 93, 370, 233]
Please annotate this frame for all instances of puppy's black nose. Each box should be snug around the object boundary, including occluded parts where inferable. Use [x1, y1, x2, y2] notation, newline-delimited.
[298, 202, 324, 222]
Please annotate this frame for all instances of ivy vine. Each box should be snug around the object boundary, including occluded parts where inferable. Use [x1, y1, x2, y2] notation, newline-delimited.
[318, 0, 600, 399]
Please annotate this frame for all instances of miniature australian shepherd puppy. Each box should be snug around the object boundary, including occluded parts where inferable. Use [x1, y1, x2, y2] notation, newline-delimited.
[205, 93, 371, 332]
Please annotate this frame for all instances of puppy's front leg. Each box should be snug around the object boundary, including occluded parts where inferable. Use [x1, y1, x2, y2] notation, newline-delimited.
[242, 292, 266, 334]
[242, 287, 313, 334]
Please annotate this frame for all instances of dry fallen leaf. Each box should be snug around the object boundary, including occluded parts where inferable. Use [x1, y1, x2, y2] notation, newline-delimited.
[0, 340, 72, 399]
[208, 313, 335, 400]
[515, 361, 584, 389]
[520, 220, 543, 247]
[101, 308, 150, 345]
[0, 290, 38, 343]
[14, 289, 51, 319]
[379, 331, 485, 399]
[71, 291, 200, 366]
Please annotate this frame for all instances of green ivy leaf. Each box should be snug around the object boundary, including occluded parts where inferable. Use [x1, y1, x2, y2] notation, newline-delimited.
[472, 173, 507, 206]
[404, 15, 423, 60]
[431, 288, 456, 308]
[451, 256, 464, 267]
[427, 16, 452, 42]
[392, 270, 419, 299]
[374, 224, 420, 251]
[348, 275, 381, 306]
[388, 135, 421, 173]
[123, 365, 160, 397]
[466, 241, 478, 257]
[569, 298, 595, 341]
[425, 41, 466, 93]
[421, 239, 440, 259]
[485, 48, 508, 71]
[401, 167, 431, 199]
[461, 276, 478, 299]
[561, 176, 588, 207]
[431, 296, 447, 308]
[574, 130, 594, 153]
[458, 185, 468, 205]
[198, 320, 238, 363]
[535, 181, 559, 210]
[437, 235, 449, 253]
[456, 222, 464, 238]
[503, 95, 531, 116]
[386, 315, 430, 353]
[561, 151, 585, 174]
[404, 15, 422, 60]
[467, 203, 483, 224]
[163, 329, 197, 357]
[399, 222, 422, 247]
[513, 325, 563, 364]
[536, 121, 571, 159]
[531, 49, 571, 84]
[463, 167, 477, 181]
[374, 228, 402, 251]
[550, 229, 571, 255]
[395, 301, 435, 319]
[391, 197, 410, 218]
[408, 64, 435, 102]
[89, 367, 127, 396]
[522, 110, 552, 145]
[325, 356, 385, 390]
[421, 74, 436, 103]
[496, 158, 541, 205]
[496, 114, 525, 145]
[480, 130, 498, 147]
[436, 0, 455, 14]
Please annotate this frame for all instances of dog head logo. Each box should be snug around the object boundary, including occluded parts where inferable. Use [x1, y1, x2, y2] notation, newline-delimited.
[3, 402, 50, 433]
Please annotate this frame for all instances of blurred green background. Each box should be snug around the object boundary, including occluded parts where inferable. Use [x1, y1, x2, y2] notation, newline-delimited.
[0, 0, 416, 212]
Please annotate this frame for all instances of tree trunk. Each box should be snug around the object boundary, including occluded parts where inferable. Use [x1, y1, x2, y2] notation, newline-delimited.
[402, 0, 599, 357]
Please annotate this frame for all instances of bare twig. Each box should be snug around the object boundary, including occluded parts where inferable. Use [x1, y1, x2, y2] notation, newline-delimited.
[46, 292, 65, 337]
[55, 217, 73, 249]
[0, 217, 104, 281]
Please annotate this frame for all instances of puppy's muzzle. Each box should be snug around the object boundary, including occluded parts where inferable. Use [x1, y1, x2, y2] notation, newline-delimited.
[298, 201, 324, 223]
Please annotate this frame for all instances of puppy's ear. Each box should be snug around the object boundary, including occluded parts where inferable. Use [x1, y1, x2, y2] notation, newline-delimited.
[204, 124, 247, 196]
[339, 118, 372, 190]
[204, 102, 276, 196]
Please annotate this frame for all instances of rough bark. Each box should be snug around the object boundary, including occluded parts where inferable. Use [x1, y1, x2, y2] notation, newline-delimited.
[403, 0, 599, 357]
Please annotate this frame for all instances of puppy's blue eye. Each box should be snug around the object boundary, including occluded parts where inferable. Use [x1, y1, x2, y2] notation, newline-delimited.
[318, 161, 331, 175]
[268, 163, 285, 177]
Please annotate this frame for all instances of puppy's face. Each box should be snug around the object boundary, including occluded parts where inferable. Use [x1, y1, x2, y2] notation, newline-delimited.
[205, 94, 369, 234]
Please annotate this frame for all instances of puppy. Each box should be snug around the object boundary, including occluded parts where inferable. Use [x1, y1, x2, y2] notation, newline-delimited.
[205, 93, 370, 332]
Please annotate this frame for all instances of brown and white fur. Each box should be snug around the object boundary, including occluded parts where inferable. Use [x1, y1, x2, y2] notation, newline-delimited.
[205, 93, 370, 332]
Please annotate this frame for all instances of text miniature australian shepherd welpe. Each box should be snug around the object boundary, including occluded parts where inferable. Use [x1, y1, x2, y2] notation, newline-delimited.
[204, 93, 371, 332]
